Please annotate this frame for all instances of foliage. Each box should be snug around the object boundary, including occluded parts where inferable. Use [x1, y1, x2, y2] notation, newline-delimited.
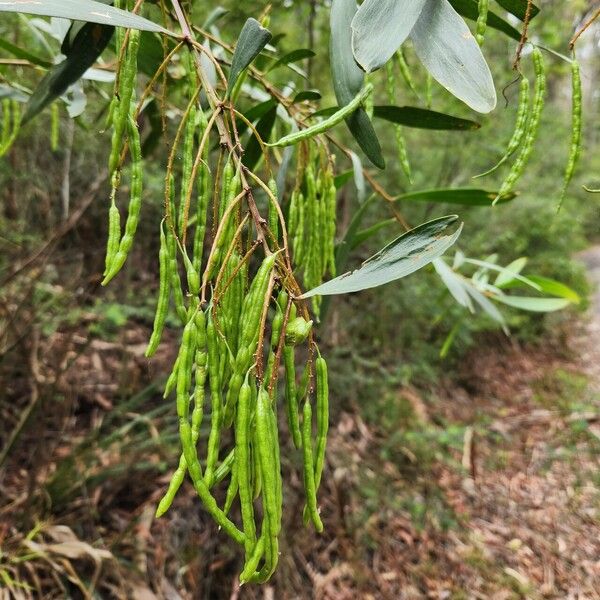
[0, 0, 597, 588]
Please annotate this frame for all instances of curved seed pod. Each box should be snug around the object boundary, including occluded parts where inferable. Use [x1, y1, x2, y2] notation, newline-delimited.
[313, 355, 329, 491]
[239, 533, 266, 583]
[326, 177, 337, 276]
[269, 84, 373, 147]
[267, 178, 279, 243]
[103, 186, 121, 277]
[559, 59, 582, 209]
[254, 387, 281, 579]
[178, 416, 245, 545]
[385, 61, 412, 183]
[476, 0, 489, 46]
[495, 48, 546, 203]
[145, 220, 170, 357]
[0, 99, 21, 157]
[301, 400, 323, 532]
[236, 374, 257, 555]
[50, 103, 59, 151]
[204, 312, 223, 487]
[283, 346, 302, 449]
[192, 108, 211, 273]
[395, 50, 419, 98]
[178, 104, 197, 237]
[474, 75, 530, 179]
[108, 28, 140, 175]
[102, 113, 143, 285]
[223, 460, 238, 516]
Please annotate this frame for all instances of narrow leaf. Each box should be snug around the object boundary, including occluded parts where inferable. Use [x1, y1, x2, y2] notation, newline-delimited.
[410, 0, 497, 113]
[227, 18, 272, 95]
[493, 257, 527, 287]
[0, 0, 170, 34]
[269, 48, 315, 72]
[373, 105, 480, 130]
[448, 0, 521, 41]
[495, 0, 540, 21]
[0, 38, 52, 67]
[350, 0, 427, 72]
[395, 187, 516, 206]
[24, 22, 114, 122]
[243, 105, 277, 170]
[301, 215, 462, 298]
[493, 296, 571, 312]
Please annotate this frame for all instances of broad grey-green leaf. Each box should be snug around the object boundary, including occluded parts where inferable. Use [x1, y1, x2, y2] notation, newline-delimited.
[330, 0, 384, 169]
[0, 0, 171, 34]
[410, 0, 497, 113]
[433, 258, 474, 311]
[301, 215, 462, 298]
[493, 296, 571, 312]
[227, 18, 272, 96]
[330, 0, 364, 106]
[493, 257, 527, 287]
[351, 0, 427, 73]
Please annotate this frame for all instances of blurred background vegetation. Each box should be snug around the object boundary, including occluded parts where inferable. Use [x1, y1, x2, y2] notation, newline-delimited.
[1, 0, 599, 597]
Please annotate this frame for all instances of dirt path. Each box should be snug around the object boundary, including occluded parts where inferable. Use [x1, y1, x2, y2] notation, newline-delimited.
[577, 246, 600, 388]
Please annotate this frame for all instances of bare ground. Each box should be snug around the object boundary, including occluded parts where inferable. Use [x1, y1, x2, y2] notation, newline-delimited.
[1, 250, 600, 599]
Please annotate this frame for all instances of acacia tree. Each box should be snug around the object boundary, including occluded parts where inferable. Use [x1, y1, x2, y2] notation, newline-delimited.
[0, 0, 592, 583]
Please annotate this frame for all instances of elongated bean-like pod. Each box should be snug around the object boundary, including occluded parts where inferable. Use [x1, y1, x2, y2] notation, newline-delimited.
[236, 374, 257, 555]
[156, 314, 207, 517]
[254, 388, 280, 578]
[269, 84, 373, 147]
[283, 346, 302, 449]
[204, 313, 222, 487]
[313, 355, 329, 491]
[102, 113, 143, 285]
[267, 178, 279, 243]
[476, 0, 489, 46]
[385, 61, 412, 183]
[192, 109, 210, 273]
[474, 76, 530, 179]
[145, 221, 171, 357]
[179, 417, 246, 545]
[108, 29, 140, 175]
[50, 103, 59, 152]
[223, 460, 238, 516]
[0, 99, 21, 157]
[103, 187, 121, 277]
[239, 533, 266, 584]
[301, 400, 323, 532]
[495, 48, 546, 203]
[395, 50, 418, 97]
[178, 104, 197, 237]
[559, 59, 582, 209]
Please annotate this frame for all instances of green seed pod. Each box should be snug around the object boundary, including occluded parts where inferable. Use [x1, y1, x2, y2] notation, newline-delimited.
[301, 400, 323, 532]
[50, 103, 59, 152]
[285, 317, 313, 346]
[474, 75, 530, 179]
[385, 60, 412, 183]
[476, 0, 489, 46]
[269, 84, 374, 147]
[495, 48, 546, 203]
[145, 221, 171, 357]
[559, 59, 582, 209]
[102, 113, 143, 285]
[108, 28, 140, 175]
[236, 374, 257, 556]
[313, 355, 329, 491]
